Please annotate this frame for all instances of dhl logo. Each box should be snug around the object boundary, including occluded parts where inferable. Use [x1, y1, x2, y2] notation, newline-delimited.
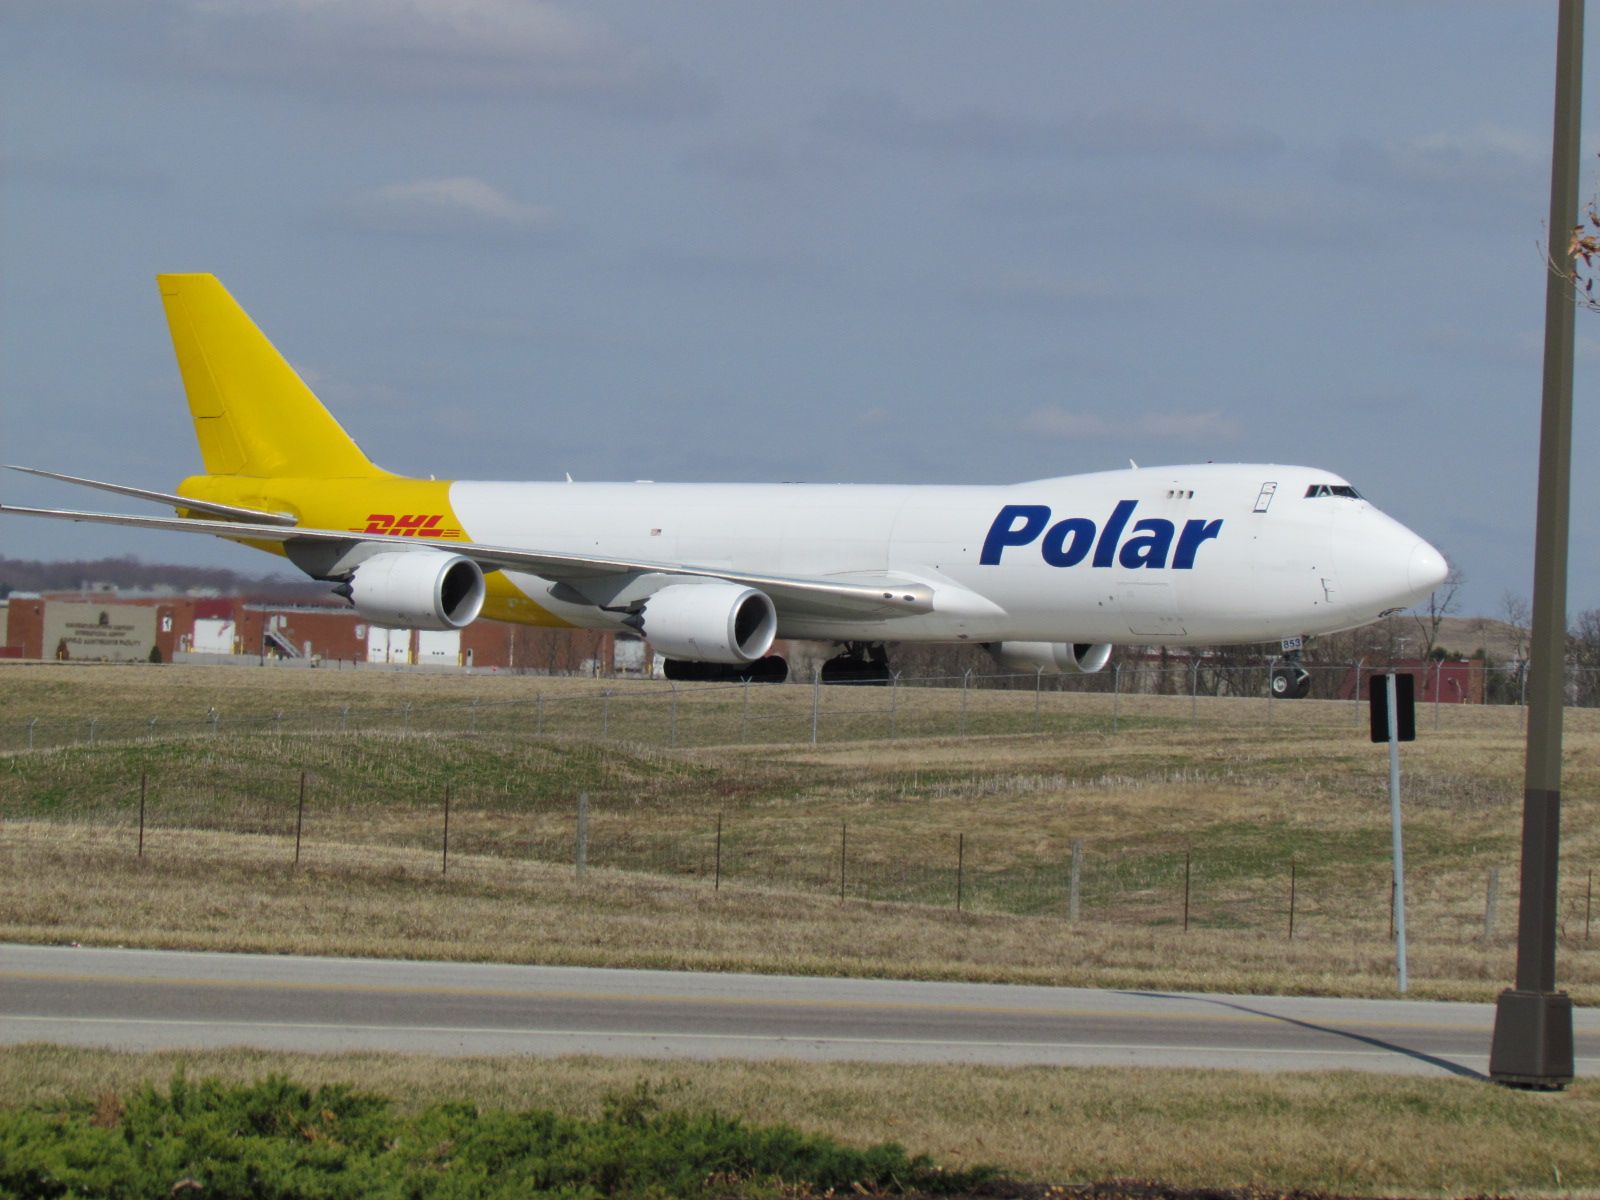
[352, 513, 463, 539]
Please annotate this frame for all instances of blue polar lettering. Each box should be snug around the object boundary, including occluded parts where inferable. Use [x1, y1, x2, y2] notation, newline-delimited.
[1172, 518, 1223, 569]
[980, 504, 1051, 565]
[1118, 518, 1175, 569]
[979, 501, 1224, 570]
[1041, 517, 1095, 567]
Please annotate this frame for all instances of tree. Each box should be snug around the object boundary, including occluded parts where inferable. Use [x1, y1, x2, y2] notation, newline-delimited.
[1411, 565, 1464, 661]
[1567, 609, 1600, 707]
[1498, 591, 1532, 663]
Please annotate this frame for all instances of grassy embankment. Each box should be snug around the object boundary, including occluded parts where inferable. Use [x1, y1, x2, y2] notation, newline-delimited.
[1, 663, 1597, 1000]
[2, 1047, 1598, 1195]
[5, 665, 1600, 1196]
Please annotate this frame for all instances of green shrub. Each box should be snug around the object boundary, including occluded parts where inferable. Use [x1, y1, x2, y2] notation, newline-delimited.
[0, 1075, 989, 1199]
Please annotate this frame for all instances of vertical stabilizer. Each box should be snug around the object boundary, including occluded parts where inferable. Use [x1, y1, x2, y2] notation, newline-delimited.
[157, 273, 387, 479]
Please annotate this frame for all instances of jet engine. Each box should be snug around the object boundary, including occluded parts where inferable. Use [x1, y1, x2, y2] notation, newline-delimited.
[342, 550, 487, 631]
[986, 641, 1114, 675]
[634, 582, 777, 664]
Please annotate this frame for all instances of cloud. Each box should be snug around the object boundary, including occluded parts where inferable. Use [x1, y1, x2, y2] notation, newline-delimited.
[817, 92, 1282, 162]
[1335, 126, 1544, 198]
[169, 0, 709, 111]
[339, 176, 555, 235]
[1021, 406, 1242, 442]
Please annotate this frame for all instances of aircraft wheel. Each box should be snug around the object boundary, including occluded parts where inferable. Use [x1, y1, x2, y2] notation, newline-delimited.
[1270, 665, 1312, 699]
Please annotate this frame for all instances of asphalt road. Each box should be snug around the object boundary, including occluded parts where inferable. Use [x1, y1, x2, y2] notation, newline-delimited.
[2, 943, 1596, 1077]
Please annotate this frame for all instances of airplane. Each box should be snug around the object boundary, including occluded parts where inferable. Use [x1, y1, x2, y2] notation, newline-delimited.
[1, 274, 1449, 695]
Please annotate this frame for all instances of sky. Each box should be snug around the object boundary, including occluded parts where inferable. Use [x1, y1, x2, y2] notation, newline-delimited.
[1, 0, 1597, 619]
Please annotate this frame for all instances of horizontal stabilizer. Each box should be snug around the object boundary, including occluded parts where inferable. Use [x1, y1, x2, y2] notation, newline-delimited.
[4, 465, 297, 526]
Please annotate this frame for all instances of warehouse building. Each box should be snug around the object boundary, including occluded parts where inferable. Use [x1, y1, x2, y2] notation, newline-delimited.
[0, 591, 656, 675]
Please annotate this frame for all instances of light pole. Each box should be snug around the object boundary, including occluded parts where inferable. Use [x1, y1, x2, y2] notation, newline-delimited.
[1488, 0, 1582, 1090]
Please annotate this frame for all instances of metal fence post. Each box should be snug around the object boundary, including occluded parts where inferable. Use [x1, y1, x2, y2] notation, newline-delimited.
[209, 707, 219, 736]
[137, 772, 146, 858]
[956, 833, 965, 912]
[889, 673, 899, 739]
[536, 692, 545, 735]
[669, 683, 679, 746]
[340, 705, 349, 733]
[1289, 857, 1297, 940]
[960, 668, 971, 736]
[602, 689, 611, 738]
[470, 697, 479, 735]
[1191, 659, 1199, 720]
[839, 821, 847, 902]
[1434, 659, 1444, 730]
[810, 665, 821, 746]
[575, 791, 588, 880]
[442, 784, 451, 875]
[1485, 867, 1501, 944]
[740, 680, 749, 743]
[294, 771, 306, 867]
[1035, 667, 1044, 732]
[1182, 849, 1191, 932]
[88, 718, 96, 746]
[27, 718, 37, 751]
[147, 717, 158, 741]
[402, 702, 412, 736]
[1519, 662, 1528, 731]
[1112, 663, 1121, 734]
[1069, 839, 1082, 922]
[714, 812, 723, 891]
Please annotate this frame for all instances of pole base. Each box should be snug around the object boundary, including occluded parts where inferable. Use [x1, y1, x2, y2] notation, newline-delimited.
[1489, 989, 1574, 1089]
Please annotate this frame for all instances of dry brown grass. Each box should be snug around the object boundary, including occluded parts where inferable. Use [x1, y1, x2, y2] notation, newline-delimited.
[0, 821, 1590, 1000]
[1, 1044, 1597, 1195]
[2, 664, 1598, 1000]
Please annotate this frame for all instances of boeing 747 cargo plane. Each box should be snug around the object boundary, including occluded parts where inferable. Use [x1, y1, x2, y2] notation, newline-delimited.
[1, 275, 1448, 694]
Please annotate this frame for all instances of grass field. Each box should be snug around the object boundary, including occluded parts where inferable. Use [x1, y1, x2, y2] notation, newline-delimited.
[1, 663, 1596, 1000]
[2, 1046, 1597, 1195]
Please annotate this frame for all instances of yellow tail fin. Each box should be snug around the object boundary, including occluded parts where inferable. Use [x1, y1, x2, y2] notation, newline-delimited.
[157, 273, 388, 479]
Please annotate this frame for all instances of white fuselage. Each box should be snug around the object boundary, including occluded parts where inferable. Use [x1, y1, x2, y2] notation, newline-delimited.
[449, 462, 1446, 647]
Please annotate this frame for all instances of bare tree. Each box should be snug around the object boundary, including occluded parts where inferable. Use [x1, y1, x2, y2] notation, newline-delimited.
[1567, 609, 1600, 707]
[1499, 590, 1532, 663]
[1412, 565, 1465, 661]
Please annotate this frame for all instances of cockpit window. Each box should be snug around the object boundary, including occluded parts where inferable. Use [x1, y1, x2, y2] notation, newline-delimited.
[1305, 484, 1362, 499]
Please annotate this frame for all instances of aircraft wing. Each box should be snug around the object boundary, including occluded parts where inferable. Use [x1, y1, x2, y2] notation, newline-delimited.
[0, 502, 936, 621]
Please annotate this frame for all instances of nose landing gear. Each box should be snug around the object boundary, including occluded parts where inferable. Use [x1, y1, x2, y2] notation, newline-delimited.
[1270, 637, 1313, 699]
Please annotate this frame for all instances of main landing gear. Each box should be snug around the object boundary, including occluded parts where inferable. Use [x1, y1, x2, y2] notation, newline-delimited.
[1269, 638, 1312, 699]
[819, 641, 892, 686]
[662, 656, 789, 683]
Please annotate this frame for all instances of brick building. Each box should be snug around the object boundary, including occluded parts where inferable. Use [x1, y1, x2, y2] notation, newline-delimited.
[0, 591, 655, 675]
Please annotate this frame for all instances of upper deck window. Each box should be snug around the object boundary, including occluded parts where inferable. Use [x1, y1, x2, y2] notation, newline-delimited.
[1305, 484, 1362, 499]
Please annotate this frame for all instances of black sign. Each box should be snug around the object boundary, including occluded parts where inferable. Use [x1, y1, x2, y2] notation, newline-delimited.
[1369, 672, 1416, 743]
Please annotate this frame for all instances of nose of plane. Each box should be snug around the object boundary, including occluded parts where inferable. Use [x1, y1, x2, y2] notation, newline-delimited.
[1408, 540, 1449, 596]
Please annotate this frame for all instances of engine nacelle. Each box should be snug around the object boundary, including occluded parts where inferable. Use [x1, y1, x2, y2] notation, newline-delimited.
[345, 550, 487, 631]
[986, 641, 1113, 675]
[635, 582, 777, 664]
